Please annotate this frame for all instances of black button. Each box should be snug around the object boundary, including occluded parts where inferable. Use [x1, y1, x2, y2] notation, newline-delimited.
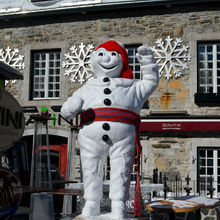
[104, 88, 111, 95]
[104, 98, 111, 106]
[103, 77, 110, 82]
[102, 135, 109, 142]
[102, 123, 110, 131]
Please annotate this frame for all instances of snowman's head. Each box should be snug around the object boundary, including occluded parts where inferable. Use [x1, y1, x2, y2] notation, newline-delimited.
[91, 40, 133, 79]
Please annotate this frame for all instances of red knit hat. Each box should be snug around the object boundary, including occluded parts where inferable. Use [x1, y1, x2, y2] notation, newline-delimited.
[95, 40, 133, 79]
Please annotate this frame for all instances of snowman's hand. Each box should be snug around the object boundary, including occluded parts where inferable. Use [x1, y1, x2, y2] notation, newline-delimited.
[61, 93, 84, 120]
[136, 46, 155, 65]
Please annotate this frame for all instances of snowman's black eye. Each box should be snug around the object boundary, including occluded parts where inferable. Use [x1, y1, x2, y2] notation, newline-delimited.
[111, 52, 117, 56]
[98, 52, 104, 56]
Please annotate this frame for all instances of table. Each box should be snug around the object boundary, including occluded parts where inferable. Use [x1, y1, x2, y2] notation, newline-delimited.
[146, 200, 199, 220]
[184, 196, 220, 220]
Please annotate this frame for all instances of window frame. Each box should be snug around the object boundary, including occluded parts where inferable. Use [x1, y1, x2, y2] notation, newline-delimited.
[125, 44, 142, 81]
[197, 147, 220, 196]
[197, 42, 220, 94]
[31, 49, 61, 100]
[195, 41, 220, 104]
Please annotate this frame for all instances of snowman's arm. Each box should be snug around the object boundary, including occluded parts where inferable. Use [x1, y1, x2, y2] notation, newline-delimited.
[61, 91, 84, 120]
[136, 46, 159, 104]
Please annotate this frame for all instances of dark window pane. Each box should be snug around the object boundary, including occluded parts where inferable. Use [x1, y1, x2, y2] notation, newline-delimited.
[135, 73, 140, 79]
[207, 46, 213, 52]
[49, 77, 54, 82]
[55, 91, 59, 97]
[48, 91, 53, 97]
[135, 65, 140, 71]
[208, 78, 213, 84]
[33, 91, 38, 98]
[207, 150, 213, 157]
[56, 53, 60, 59]
[34, 69, 39, 75]
[128, 50, 133, 56]
[55, 84, 59, 90]
[41, 54, 46, 60]
[200, 167, 206, 174]
[41, 62, 45, 68]
[56, 76, 60, 82]
[40, 91, 45, 97]
[49, 62, 54, 67]
[200, 77, 206, 84]
[199, 53, 205, 60]
[34, 62, 39, 68]
[49, 84, 53, 90]
[208, 54, 213, 60]
[34, 54, 40, 60]
[200, 159, 206, 166]
[49, 54, 54, 60]
[217, 62, 220, 68]
[129, 57, 133, 63]
[208, 87, 213, 93]
[199, 86, 205, 93]
[199, 46, 205, 53]
[56, 69, 60, 75]
[207, 159, 213, 166]
[207, 168, 213, 175]
[199, 150, 206, 157]
[199, 62, 205, 68]
[208, 62, 213, 68]
[217, 54, 220, 60]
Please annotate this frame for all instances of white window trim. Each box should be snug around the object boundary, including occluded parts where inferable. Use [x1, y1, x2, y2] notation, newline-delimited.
[32, 51, 61, 100]
[187, 32, 220, 103]
[23, 41, 67, 106]
[191, 138, 220, 195]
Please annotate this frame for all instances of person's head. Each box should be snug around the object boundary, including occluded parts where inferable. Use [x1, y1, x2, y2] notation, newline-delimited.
[91, 40, 133, 79]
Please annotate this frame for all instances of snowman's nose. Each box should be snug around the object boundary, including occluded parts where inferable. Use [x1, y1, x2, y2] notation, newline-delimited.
[103, 54, 111, 63]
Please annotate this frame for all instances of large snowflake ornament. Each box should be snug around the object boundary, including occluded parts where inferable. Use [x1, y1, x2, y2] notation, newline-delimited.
[62, 43, 94, 84]
[0, 47, 25, 85]
[0, 47, 25, 69]
[151, 36, 191, 80]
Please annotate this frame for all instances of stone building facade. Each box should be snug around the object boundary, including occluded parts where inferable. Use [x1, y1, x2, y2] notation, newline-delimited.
[1, 0, 220, 196]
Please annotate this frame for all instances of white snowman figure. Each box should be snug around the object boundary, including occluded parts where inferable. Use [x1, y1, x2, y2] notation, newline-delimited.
[61, 40, 159, 219]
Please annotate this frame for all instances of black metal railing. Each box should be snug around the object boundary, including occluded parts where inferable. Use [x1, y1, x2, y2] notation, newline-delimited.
[151, 169, 217, 200]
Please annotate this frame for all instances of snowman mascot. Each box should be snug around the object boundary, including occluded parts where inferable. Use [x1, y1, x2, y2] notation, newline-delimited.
[61, 40, 159, 219]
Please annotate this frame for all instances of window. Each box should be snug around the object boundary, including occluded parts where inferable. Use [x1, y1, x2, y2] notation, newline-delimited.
[197, 148, 220, 196]
[198, 43, 220, 94]
[126, 46, 141, 80]
[32, 50, 60, 99]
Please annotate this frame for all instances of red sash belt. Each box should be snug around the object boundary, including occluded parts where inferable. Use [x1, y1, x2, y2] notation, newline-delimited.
[80, 107, 142, 217]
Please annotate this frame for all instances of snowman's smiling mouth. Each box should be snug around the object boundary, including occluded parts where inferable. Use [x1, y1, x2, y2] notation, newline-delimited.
[100, 64, 117, 70]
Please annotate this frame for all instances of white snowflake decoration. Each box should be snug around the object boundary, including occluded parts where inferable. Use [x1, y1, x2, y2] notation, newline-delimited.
[151, 36, 191, 80]
[0, 46, 25, 85]
[62, 43, 94, 84]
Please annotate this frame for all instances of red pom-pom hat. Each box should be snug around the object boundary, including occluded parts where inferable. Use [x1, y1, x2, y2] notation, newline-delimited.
[95, 40, 133, 79]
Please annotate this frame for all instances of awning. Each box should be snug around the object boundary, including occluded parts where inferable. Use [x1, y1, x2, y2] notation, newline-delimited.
[140, 119, 220, 131]
[0, 61, 23, 80]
